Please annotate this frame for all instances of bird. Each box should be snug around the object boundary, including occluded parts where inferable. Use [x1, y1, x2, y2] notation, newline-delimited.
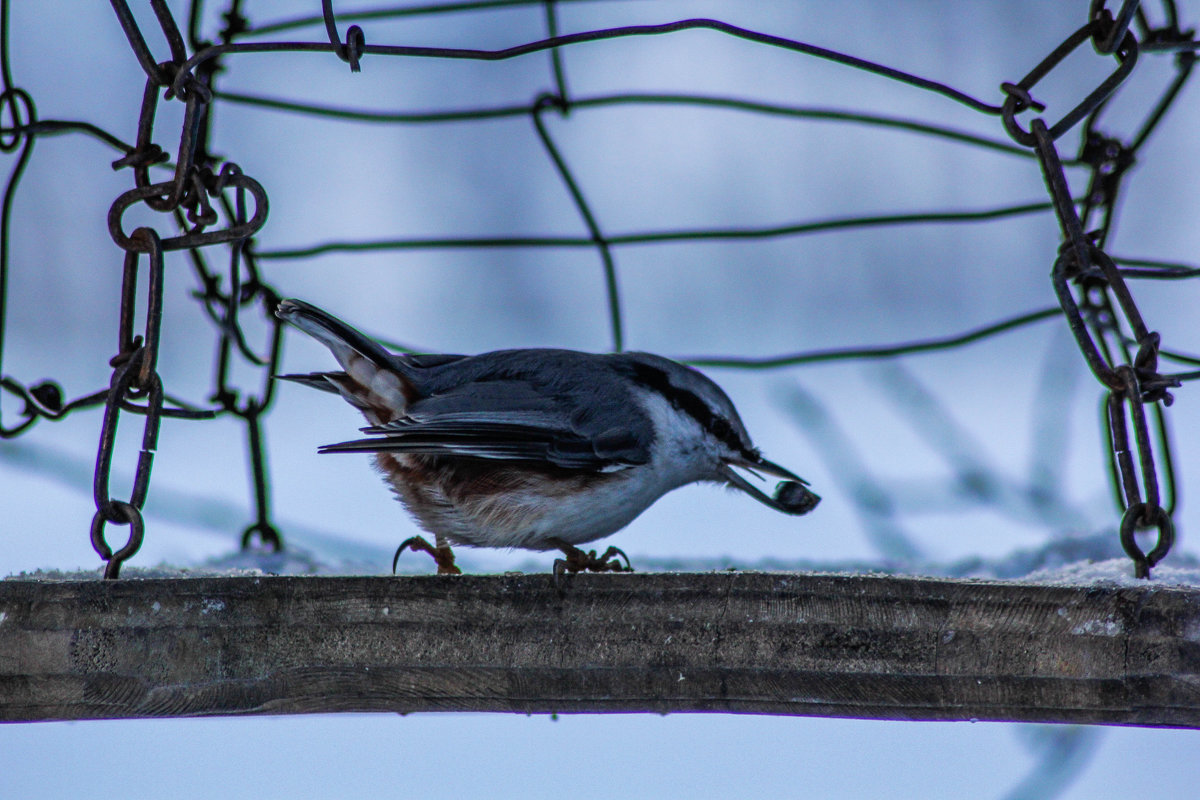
[275, 298, 819, 578]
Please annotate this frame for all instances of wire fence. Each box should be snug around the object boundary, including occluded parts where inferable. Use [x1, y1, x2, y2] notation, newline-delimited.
[3, 2, 1199, 796]
[2, 0, 1195, 581]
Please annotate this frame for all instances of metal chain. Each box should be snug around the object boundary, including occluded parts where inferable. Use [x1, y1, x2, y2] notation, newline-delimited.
[1001, 3, 1192, 578]
[1000, 15, 1138, 147]
[89, 0, 277, 574]
[90, 229, 166, 578]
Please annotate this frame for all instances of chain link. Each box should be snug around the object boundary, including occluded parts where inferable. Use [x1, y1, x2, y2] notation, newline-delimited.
[93, 0, 280, 573]
[1001, 16, 1138, 147]
[1001, 2, 1191, 578]
[89, 230, 166, 578]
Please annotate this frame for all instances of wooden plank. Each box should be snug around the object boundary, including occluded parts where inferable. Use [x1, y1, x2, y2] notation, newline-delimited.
[0, 572, 1197, 725]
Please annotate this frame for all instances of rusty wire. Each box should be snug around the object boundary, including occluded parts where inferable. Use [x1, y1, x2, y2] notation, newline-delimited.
[0, 0, 1196, 584]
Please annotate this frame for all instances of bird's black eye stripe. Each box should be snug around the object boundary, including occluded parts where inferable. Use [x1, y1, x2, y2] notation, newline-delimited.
[625, 362, 748, 455]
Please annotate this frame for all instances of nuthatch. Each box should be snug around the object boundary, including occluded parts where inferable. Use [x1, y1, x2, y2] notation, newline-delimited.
[276, 299, 819, 577]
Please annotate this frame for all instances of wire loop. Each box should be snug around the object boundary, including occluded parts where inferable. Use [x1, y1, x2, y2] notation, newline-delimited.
[1119, 502, 1173, 579]
[90, 499, 146, 580]
[321, 0, 365, 72]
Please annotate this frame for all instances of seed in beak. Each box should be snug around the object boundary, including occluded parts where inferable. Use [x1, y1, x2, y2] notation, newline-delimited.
[774, 481, 820, 515]
[719, 464, 820, 516]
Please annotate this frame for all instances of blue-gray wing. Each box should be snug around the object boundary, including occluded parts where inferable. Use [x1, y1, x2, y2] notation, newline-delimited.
[317, 377, 652, 471]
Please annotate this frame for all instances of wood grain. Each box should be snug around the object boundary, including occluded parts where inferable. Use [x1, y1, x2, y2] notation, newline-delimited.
[1, 572, 1197, 725]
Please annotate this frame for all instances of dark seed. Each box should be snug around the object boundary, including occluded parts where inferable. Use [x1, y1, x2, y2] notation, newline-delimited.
[774, 481, 820, 515]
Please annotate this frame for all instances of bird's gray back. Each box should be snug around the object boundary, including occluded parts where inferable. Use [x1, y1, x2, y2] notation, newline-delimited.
[396, 349, 658, 468]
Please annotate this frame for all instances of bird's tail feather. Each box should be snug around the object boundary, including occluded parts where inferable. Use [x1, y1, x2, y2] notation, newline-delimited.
[273, 371, 343, 394]
[276, 299, 417, 422]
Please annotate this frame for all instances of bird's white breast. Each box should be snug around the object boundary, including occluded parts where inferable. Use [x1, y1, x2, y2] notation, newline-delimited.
[426, 387, 723, 551]
[498, 387, 720, 548]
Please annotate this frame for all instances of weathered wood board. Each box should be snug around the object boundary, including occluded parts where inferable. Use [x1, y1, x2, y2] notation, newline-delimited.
[1, 572, 1196, 726]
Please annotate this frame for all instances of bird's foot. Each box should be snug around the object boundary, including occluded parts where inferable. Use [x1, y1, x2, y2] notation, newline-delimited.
[393, 536, 462, 575]
[549, 539, 632, 590]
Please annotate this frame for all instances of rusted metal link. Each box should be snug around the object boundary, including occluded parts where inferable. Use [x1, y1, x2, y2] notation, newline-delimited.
[220, 277, 284, 394]
[1084, 36, 1194, 160]
[208, 175, 280, 378]
[90, 229, 168, 577]
[90, 499, 146, 580]
[1151, 401, 1177, 515]
[148, 0, 188, 65]
[1091, 0, 1144, 54]
[107, 0, 207, 105]
[1104, 392, 1177, 510]
[1050, 241, 1180, 410]
[90, 355, 163, 578]
[111, 76, 175, 206]
[219, 167, 248, 344]
[1036, 117, 1180, 391]
[108, 0, 180, 86]
[1002, 18, 1138, 147]
[108, 171, 268, 252]
[241, 522, 282, 551]
[1107, 367, 1160, 509]
[135, 85, 209, 212]
[117, 229, 165, 386]
[92, 353, 164, 518]
[1052, 249, 1122, 392]
[1105, 368, 1178, 579]
[1131, 0, 1184, 41]
[1119, 502, 1174, 578]
[187, 235, 278, 370]
[1032, 119, 1092, 275]
[1087, 248, 1150, 342]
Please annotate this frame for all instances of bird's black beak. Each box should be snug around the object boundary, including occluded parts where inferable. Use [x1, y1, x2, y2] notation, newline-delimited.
[720, 456, 820, 516]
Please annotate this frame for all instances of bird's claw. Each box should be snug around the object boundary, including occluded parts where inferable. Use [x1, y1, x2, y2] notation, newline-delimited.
[550, 540, 633, 592]
[393, 535, 461, 575]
